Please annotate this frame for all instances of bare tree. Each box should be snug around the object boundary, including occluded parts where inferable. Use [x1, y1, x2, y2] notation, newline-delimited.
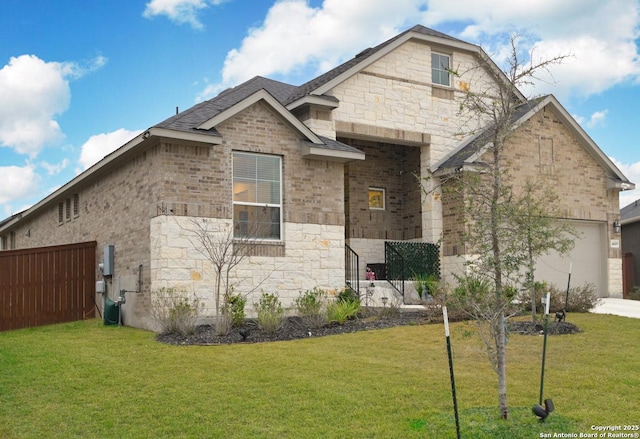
[443, 36, 570, 420]
[184, 218, 251, 334]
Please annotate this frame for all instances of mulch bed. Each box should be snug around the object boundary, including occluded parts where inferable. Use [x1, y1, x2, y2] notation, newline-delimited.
[156, 309, 582, 345]
[508, 320, 581, 336]
[156, 309, 431, 345]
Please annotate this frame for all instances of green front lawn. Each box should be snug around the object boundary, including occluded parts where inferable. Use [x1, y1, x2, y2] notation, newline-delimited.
[0, 313, 638, 438]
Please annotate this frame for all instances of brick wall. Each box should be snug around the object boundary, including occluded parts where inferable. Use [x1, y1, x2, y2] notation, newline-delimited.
[342, 138, 421, 240]
[442, 106, 619, 255]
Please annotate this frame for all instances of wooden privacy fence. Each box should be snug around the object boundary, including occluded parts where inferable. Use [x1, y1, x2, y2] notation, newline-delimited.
[0, 241, 96, 331]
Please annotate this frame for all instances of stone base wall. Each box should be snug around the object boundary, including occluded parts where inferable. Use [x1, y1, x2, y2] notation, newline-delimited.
[150, 215, 346, 326]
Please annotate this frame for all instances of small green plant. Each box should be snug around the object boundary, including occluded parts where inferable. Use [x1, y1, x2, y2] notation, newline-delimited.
[254, 292, 284, 335]
[327, 299, 360, 324]
[413, 272, 440, 299]
[295, 288, 327, 328]
[629, 287, 640, 301]
[226, 293, 247, 327]
[337, 287, 359, 304]
[150, 287, 201, 336]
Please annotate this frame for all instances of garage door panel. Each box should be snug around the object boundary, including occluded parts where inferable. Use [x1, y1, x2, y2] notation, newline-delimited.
[534, 222, 604, 296]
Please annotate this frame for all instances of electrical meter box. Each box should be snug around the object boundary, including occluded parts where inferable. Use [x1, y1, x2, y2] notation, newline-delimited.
[103, 245, 114, 276]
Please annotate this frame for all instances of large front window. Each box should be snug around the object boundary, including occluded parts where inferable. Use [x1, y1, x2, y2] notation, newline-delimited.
[233, 152, 282, 240]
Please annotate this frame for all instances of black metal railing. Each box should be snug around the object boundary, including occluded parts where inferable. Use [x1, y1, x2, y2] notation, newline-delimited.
[385, 242, 406, 299]
[345, 244, 360, 295]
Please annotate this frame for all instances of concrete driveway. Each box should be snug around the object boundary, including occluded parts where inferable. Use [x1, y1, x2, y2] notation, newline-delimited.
[591, 298, 640, 319]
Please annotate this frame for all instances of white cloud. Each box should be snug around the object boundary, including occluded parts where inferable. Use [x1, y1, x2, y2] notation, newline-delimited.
[0, 164, 39, 205]
[199, 0, 420, 98]
[40, 159, 69, 176]
[200, 0, 640, 102]
[420, 0, 640, 100]
[78, 129, 143, 171]
[0, 55, 70, 157]
[143, 0, 218, 29]
[585, 110, 609, 128]
[0, 54, 107, 158]
[613, 158, 640, 209]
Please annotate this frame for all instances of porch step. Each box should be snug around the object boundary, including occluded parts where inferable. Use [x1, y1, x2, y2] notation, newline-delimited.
[359, 280, 425, 307]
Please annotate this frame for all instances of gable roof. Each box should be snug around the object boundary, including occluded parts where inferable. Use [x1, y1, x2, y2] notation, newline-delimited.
[433, 94, 635, 191]
[285, 24, 524, 108]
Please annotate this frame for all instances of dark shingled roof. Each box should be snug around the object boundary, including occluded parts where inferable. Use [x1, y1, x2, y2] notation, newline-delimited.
[153, 76, 299, 136]
[621, 199, 640, 221]
[435, 96, 548, 172]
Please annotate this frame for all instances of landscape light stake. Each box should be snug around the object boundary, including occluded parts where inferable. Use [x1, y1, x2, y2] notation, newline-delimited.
[533, 292, 555, 421]
[443, 306, 461, 439]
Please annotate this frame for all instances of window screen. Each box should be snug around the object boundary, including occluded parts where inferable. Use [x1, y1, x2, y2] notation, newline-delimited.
[233, 152, 282, 240]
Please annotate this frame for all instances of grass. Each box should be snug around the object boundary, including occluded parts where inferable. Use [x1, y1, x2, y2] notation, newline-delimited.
[0, 313, 638, 438]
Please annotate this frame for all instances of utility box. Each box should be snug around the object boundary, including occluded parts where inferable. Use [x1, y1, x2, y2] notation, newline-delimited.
[103, 245, 114, 277]
[96, 280, 105, 294]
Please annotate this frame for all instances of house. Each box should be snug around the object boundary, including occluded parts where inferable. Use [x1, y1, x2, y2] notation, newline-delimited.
[621, 199, 640, 296]
[0, 25, 633, 330]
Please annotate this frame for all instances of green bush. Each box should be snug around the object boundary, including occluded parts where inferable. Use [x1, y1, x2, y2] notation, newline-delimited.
[227, 294, 247, 327]
[295, 288, 327, 328]
[336, 287, 359, 304]
[150, 287, 201, 336]
[327, 299, 360, 324]
[628, 287, 640, 301]
[254, 293, 284, 335]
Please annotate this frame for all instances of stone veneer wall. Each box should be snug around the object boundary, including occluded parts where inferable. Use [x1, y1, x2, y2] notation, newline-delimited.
[150, 216, 345, 322]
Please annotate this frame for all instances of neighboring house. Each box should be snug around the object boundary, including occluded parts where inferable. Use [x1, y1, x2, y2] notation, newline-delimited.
[621, 199, 640, 295]
[0, 25, 633, 330]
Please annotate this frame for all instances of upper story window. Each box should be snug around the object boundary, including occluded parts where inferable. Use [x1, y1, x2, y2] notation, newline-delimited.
[233, 152, 282, 240]
[431, 52, 450, 87]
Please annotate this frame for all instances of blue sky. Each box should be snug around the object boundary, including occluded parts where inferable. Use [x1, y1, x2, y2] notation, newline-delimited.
[2, 0, 640, 219]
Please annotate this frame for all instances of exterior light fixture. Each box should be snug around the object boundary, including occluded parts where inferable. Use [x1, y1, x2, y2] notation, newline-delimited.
[381, 296, 388, 307]
[613, 219, 621, 234]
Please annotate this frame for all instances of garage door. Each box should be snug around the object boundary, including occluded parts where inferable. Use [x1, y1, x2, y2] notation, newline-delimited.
[534, 221, 605, 297]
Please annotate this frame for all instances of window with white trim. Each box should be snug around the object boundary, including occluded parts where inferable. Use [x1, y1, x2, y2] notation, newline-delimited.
[431, 52, 450, 86]
[233, 152, 282, 240]
[368, 187, 385, 210]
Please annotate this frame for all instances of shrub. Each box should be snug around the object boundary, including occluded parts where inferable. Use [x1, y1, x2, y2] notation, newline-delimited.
[254, 293, 284, 335]
[628, 287, 640, 301]
[376, 295, 402, 319]
[336, 287, 359, 304]
[327, 299, 360, 324]
[295, 288, 327, 328]
[150, 287, 201, 336]
[227, 294, 247, 327]
[518, 282, 601, 313]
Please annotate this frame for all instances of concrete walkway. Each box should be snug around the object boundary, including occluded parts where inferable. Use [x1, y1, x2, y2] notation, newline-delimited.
[591, 298, 640, 319]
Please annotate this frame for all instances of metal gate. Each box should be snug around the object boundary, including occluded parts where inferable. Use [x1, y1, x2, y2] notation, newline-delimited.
[0, 241, 96, 331]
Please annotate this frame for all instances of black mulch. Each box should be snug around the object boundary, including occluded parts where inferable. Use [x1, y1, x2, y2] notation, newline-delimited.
[156, 310, 583, 346]
[156, 309, 431, 345]
[508, 320, 581, 336]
